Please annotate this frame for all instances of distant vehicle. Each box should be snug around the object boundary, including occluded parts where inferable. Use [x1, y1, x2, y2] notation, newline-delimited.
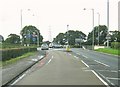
[41, 44, 49, 50]
[52, 44, 63, 48]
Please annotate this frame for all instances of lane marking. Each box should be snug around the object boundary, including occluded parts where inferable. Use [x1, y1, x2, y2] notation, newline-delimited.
[46, 56, 53, 65]
[96, 70, 118, 73]
[91, 70, 110, 87]
[94, 60, 110, 67]
[106, 77, 120, 80]
[81, 60, 89, 68]
[76, 53, 80, 55]
[11, 74, 26, 85]
[82, 55, 88, 58]
[81, 60, 110, 86]
[74, 56, 79, 59]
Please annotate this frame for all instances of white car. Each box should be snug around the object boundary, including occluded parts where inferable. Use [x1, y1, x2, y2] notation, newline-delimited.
[41, 44, 49, 50]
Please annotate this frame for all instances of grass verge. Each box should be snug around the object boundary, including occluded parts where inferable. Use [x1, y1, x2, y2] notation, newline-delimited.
[0, 52, 37, 67]
[95, 48, 120, 56]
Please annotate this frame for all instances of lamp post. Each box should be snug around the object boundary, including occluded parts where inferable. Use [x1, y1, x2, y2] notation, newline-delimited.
[84, 8, 94, 50]
[107, 0, 110, 48]
[67, 25, 69, 45]
[97, 12, 100, 46]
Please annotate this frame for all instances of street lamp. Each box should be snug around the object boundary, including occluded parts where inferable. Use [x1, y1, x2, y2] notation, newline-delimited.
[107, 0, 110, 48]
[97, 12, 100, 46]
[84, 8, 94, 50]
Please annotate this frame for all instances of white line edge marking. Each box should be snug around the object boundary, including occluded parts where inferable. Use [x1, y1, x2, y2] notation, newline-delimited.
[81, 60, 110, 87]
[81, 60, 89, 68]
[91, 70, 110, 87]
[94, 60, 110, 67]
[11, 74, 26, 85]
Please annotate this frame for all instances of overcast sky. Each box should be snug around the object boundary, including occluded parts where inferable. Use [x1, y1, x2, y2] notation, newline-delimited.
[0, 0, 119, 41]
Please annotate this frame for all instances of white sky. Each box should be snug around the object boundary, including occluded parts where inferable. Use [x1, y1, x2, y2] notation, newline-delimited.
[0, 0, 119, 41]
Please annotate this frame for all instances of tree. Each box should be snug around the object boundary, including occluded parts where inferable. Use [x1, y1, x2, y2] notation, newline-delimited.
[5, 34, 20, 44]
[109, 30, 120, 42]
[87, 25, 108, 45]
[0, 35, 4, 43]
[54, 30, 86, 45]
[20, 25, 43, 45]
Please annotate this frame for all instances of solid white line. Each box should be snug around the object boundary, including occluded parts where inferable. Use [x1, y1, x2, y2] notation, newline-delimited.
[94, 60, 110, 67]
[91, 70, 110, 87]
[81, 60, 89, 68]
[11, 74, 26, 85]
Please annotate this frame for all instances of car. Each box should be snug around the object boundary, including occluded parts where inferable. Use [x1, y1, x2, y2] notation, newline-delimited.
[41, 44, 49, 50]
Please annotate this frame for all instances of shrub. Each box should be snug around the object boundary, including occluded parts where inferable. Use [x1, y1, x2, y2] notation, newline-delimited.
[1, 47, 37, 61]
[111, 42, 120, 49]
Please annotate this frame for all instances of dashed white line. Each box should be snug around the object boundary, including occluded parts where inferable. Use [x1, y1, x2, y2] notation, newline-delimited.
[106, 77, 120, 80]
[74, 56, 79, 59]
[76, 53, 80, 55]
[69, 53, 72, 56]
[94, 60, 110, 67]
[46, 56, 53, 65]
[82, 55, 88, 58]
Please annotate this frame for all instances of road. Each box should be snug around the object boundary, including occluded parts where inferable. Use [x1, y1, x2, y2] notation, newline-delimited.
[11, 49, 108, 86]
[71, 48, 119, 87]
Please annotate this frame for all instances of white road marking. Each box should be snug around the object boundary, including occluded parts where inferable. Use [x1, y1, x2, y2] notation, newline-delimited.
[76, 53, 80, 55]
[82, 55, 88, 58]
[11, 74, 26, 85]
[31, 59, 38, 62]
[69, 53, 72, 56]
[96, 70, 118, 73]
[81, 60, 110, 86]
[91, 70, 110, 87]
[106, 77, 120, 80]
[81, 60, 89, 68]
[94, 60, 110, 67]
[46, 56, 53, 65]
[74, 56, 79, 59]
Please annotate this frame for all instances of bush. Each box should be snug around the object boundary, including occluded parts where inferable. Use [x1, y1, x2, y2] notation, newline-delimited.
[111, 42, 120, 49]
[1, 47, 37, 61]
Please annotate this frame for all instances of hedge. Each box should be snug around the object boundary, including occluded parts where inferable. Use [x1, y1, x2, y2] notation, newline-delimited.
[111, 42, 120, 49]
[1, 47, 37, 61]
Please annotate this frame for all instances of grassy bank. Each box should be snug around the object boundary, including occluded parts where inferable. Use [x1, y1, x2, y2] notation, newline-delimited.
[95, 48, 120, 56]
[0, 52, 37, 67]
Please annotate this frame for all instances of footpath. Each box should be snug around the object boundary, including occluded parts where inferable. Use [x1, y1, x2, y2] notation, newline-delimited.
[1, 50, 46, 86]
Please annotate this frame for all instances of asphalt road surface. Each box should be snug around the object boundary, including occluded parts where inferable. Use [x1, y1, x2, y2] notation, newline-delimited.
[12, 49, 109, 86]
[71, 48, 119, 87]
